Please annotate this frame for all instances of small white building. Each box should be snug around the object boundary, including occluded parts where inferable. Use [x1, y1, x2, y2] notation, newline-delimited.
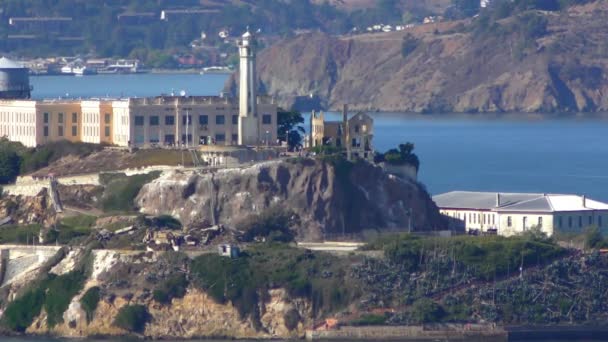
[433, 191, 608, 236]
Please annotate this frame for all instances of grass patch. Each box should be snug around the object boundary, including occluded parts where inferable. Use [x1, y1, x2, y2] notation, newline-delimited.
[80, 286, 101, 323]
[0, 224, 42, 244]
[113, 304, 150, 333]
[99, 172, 161, 213]
[131, 149, 194, 168]
[46, 214, 97, 244]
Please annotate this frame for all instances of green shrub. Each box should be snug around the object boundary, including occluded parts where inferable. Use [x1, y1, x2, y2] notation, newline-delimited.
[153, 273, 188, 305]
[44, 271, 86, 327]
[584, 226, 606, 249]
[401, 34, 419, 58]
[378, 143, 420, 171]
[283, 309, 301, 330]
[1, 286, 46, 332]
[190, 253, 257, 318]
[80, 286, 101, 323]
[237, 207, 297, 243]
[0, 147, 21, 184]
[0, 224, 42, 244]
[151, 215, 182, 230]
[113, 304, 150, 333]
[350, 313, 387, 326]
[411, 298, 445, 323]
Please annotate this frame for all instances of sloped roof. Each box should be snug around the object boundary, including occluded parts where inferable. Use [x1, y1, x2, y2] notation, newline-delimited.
[433, 191, 608, 213]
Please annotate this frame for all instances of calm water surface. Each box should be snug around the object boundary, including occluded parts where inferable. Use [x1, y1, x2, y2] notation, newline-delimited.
[31, 74, 608, 202]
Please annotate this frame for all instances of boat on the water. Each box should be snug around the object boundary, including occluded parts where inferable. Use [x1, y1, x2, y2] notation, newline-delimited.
[60, 65, 96, 76]
[200, 66, 233, 75]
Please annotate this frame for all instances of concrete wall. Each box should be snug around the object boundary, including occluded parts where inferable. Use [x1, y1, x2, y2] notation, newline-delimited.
[1, 165, 173, 197]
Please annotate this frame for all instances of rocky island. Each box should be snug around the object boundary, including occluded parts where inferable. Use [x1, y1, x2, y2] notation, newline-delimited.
[0, 145, 604, 340]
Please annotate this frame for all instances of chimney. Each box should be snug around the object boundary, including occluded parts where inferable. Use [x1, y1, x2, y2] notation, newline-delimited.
[496, 193, 501, 207]
[582, 195, 587, 208]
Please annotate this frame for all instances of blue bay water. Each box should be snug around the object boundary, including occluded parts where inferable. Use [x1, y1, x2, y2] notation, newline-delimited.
[31, 74, 608, 202]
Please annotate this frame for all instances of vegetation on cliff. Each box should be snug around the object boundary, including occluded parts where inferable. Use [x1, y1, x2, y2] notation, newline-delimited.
[2, 270, 86, 331]
[80, 286, 101, 323]
[113, 304, 150, 333]
[191, 243, 359, 320]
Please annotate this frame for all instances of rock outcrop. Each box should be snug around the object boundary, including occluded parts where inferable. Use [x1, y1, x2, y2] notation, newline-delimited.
[136, 159, 443, 241]
[227, 2, 608, 113]
[0, 189, 57, 226]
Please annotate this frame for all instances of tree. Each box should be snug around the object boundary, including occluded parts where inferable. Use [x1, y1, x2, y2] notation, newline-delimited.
[0, 147, 21, 184]
[277, 108, 305, 151]
[401, 34, 419, 58]
[411, 298, 445, 323]
[377, 142, 420, 171]
[449, 0, 481, 18]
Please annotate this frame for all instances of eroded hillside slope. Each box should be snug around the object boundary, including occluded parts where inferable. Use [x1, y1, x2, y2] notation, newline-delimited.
[238, 2, 608, 113]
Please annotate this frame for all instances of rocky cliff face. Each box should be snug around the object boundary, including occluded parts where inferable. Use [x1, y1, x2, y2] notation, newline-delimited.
[136, 159, 443, 240]
[230, 2, 608, 113]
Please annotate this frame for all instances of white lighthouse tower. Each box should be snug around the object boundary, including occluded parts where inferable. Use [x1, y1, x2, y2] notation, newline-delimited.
[237, 28, 259, 146]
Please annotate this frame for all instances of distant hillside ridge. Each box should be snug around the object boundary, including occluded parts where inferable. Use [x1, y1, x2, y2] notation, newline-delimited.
[240, 1, 608, 113]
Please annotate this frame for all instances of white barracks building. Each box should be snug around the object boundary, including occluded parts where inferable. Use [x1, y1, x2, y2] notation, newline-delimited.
[0, 30, 277, 148]
[433, 191, 608, 236]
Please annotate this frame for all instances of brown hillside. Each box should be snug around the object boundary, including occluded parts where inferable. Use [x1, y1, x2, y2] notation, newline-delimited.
[246, 2, 608, 113]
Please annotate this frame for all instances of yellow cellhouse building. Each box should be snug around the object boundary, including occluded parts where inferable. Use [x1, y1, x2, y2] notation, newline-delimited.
[0, 30, 277, 148]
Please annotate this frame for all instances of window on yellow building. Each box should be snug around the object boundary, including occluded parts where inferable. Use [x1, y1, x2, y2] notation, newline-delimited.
[58, 113, 64, 124]
[105, 113, 111, 124]
[105, 126, 110, 137]
[72, 112, 77, 123]
[58, 126, 64, 137]
[72, 126, 77, 136]
[43, 112, 49, 124]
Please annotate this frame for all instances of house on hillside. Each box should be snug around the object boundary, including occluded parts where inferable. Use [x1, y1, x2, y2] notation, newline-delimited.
[433, 191, 608, 236]
[309, 105, 374, 161]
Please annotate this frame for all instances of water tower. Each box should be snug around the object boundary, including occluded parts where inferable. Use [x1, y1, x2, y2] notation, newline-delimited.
[0, 57, 32, 99]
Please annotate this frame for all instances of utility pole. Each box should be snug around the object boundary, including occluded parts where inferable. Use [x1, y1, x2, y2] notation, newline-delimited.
[408, 208, 413, 233]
